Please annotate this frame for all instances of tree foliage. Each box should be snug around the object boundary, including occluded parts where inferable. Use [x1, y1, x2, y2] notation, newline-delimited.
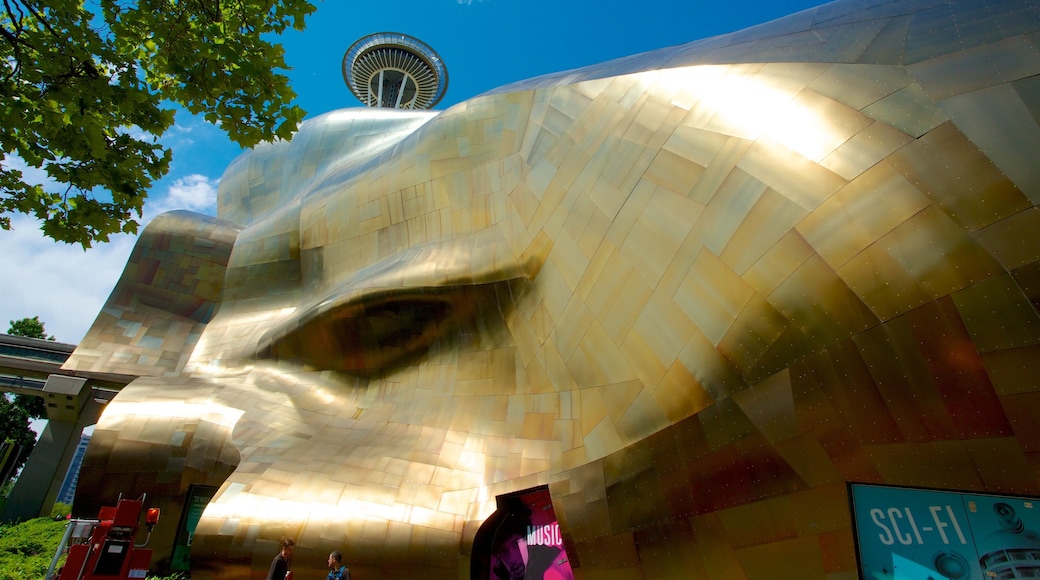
[7, 316, 53, 419]
[7, 315, 53, 341]
[0, 396, 38, 488]
[1, 317, 55, 483]
[0, 0, 316, 247]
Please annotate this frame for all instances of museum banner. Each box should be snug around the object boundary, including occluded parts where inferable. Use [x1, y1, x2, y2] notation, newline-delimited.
[849, 483, 1040, 579]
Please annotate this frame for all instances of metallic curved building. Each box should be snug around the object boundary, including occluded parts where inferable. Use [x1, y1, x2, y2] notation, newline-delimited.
[65, 0, 1040, 577]
[342, 33, 448, 109]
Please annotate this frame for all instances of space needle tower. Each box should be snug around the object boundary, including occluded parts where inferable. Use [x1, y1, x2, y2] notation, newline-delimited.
[342, 33, 449, 110]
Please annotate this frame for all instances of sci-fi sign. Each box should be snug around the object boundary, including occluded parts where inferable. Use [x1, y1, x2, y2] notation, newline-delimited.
[849, 483, 1040, 579]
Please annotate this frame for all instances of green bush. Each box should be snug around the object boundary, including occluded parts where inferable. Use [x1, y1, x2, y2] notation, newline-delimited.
[0, 516, 187, 579]
[0, 516, 65, 580]
[50, 504, 71, 520]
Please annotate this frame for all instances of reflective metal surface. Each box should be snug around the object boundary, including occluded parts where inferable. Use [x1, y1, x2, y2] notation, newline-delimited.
[66, 0, 1040, 577]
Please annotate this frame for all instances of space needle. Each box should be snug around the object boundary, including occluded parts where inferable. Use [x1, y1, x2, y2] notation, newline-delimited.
[342, 33, 449, 110]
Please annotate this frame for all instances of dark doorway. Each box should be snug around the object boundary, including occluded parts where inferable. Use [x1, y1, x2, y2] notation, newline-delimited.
[472, 486, 575, 580]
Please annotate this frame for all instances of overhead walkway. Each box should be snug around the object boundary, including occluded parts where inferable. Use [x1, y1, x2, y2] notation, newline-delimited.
[0, 334, 129, 404]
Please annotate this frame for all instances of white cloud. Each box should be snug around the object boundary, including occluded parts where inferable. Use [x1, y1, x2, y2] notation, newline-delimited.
[3, 155, 58, 191]
[119, 124, 160, 143]
[152, 174, 219, 216]
[0, 216, 135, 343]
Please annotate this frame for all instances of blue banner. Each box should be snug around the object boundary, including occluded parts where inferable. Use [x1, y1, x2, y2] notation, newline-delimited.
[850, 484, 1040, 579]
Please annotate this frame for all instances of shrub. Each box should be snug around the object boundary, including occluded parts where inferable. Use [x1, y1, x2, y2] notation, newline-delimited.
[0, 517, 65, 580]
[0, 516, 187, 579]
[50, 503, 72, 520]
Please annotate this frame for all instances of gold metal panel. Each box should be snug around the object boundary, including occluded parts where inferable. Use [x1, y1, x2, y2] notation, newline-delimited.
[546, 225, 589, 292]
[982, 345, 1040, 396]
[567, 319, 640, 390]
[774, 433, 842, 487]
[736, 138, 847, 211]
[908, 36, 1040, 101]
[736, 537, 825, 580]
[952, 272, 1040, 352]
[964, 437, 1038, 492]
[68, 1, 1040, 578]
[857, 14, 911, 65]
[676, 329, 749, 403]
[730, 368, 799, 445]
[1001, 392, 1040, 457]
[769, 253, 879, 347]
[815, 17, 890, 63]
[836, 239, 934, 321]
[807, 64, 912, 110]
[555, 297, 595, 362]
[742, 229, 815, 298]
[1017, 74, 1040, 124]
[616, 388, 672, 446]
[879, 204, 1004, 297]
[869, 299, 1011, 439]
[786, 89, 874, 162]
[938, 84, 1040, 203]
[631, 291, 696, 369]
[861, 83, 948, 137]
[818, 120, 913, 181]
[65, 212, 241, 376]
[687, 514, 749, 579]
[694, 168, 767, 257]
[746, 30, 829, 63]
[717, 295, 793, 382]
[972, 207, 1040, 269]
[600, 263, 653, 346]
[650, 359, 715, 424]
[902, 4, 965, 65]
[720, 188, 808, 275]
[888, 121, 1031, 231]
[865, 441, 986, 490]
[818, 529, 858, 576]
[797, 340, 902, 445]
[631, 523, 710, 579]
[620, 183, 701, 287]
[674, 249, 756, 346]
[578, 241, 626, 317]
[662, 124, 731, 169]
[797, 161, 931, 270]
[686, 134, 752, 205]
[717, 496, 798, 549]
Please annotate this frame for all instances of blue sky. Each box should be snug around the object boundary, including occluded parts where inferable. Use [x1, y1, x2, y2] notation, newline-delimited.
[0, 0, 823, 344]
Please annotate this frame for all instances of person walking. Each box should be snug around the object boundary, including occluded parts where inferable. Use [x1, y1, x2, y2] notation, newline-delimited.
[267, 539, 295, 580]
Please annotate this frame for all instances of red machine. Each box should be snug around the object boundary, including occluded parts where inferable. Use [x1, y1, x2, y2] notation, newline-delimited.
[49, 496, 160, 580]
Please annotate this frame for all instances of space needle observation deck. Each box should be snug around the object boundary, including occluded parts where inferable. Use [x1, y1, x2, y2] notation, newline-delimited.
[342, 33, 449, 110]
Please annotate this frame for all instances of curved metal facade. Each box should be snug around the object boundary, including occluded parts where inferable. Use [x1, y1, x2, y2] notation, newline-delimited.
[65, 0, 1040, 577]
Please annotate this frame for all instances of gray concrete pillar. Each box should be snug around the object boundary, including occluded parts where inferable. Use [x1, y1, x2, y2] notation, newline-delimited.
[0, 376, 103, 522]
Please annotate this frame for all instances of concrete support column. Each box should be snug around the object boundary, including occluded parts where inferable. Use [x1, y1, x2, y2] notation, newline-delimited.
[0, 376, 103, 522]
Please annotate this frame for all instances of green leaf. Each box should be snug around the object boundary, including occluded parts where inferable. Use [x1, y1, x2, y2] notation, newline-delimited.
[0, 0, 318, 246]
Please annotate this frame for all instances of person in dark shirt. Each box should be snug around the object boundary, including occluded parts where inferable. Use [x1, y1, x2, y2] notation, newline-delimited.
[266, 538, 295, 580]
[326, 550, 351, 580]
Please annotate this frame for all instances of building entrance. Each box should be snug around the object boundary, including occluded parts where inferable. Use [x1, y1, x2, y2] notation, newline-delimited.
[472, 487, 575, 580]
